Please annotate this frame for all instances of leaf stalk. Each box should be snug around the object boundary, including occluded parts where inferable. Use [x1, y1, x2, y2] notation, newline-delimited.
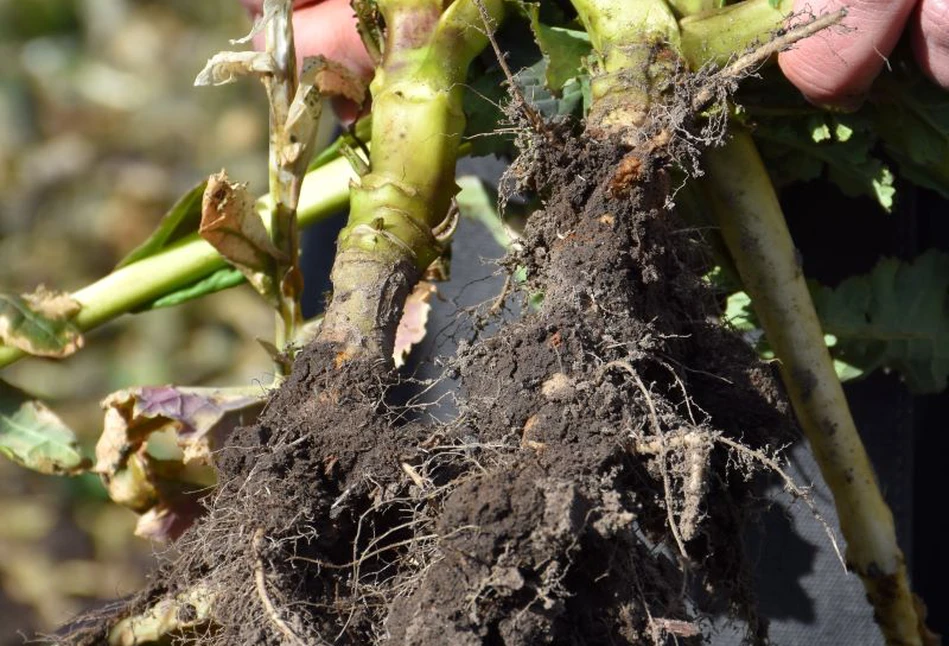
[702, 130, 925, 646]
[0, 155, 355, 371]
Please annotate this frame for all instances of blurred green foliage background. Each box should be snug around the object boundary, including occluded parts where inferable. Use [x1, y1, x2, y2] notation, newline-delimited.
[0, 0, 281, 640]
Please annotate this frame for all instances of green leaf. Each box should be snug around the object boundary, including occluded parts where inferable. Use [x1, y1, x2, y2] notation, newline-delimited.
[117, 180, 207, 268]
[517, 59, 586, 120]
[518, 1, 591, 92]
[135, 267, 246, 312]
[535, 26, 590, 91]
[740, 59, 949, 204]
[812, 250, 949, 394]
[462, 16, 585, 157]
[0, 380, 89, 475]
[752, 111, 896, 211]
[871, 70, 949, 200]
[712, 271, 862, 383]
[737, 68, 896, 210]
[0, 287, 83, 358]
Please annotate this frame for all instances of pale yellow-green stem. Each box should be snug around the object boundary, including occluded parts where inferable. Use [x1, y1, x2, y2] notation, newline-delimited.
[702, 130, 923, 646]
[679, 0, 791, 69]
[665, 0, 719, 18]
[571, 0, 680, 137]
[319, 0, 504, 359]
[0, 155, 355, 371]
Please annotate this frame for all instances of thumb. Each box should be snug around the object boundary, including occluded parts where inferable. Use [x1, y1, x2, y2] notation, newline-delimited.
[778, 0, 917, 108]
[238, 0, 374, 124]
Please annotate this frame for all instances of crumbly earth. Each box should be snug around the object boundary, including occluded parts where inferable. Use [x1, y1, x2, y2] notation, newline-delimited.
[57, 127, 795, 646]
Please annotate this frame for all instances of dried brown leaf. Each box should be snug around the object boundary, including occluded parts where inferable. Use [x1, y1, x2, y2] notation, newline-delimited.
[200, 171, 284, 304]
[194, 51, 275, 86]
[95, 385, 266, 541]
[393, 281, 437, 368]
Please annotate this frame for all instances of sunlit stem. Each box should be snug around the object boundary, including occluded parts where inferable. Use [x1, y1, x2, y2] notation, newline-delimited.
[317, 0, 504, 360]
[702, 130, 924, 646]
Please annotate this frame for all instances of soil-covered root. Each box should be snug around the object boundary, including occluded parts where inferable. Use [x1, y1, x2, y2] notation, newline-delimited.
[99, 141, 790, 646]
[63, 117, 798, 646]
[379, 138, 794, 644]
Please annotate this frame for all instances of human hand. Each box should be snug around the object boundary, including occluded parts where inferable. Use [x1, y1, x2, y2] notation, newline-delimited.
[239, 0, 374, 122]
[778, 0, 949, 109]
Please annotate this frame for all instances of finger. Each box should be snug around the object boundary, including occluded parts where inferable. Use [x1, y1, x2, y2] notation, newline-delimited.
[244, 0, 374, 123]
[244, 0, 371, 74]
[778, 0, 917, 108]
[913, 0, 949, 88]
[290, 0, 374, 79]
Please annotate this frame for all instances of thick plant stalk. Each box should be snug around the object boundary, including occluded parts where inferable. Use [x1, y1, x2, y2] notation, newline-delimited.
[571, 0, 681, 138]
[0, 155, 355, 371]
[318, 0, 504, 360]
[702, 130, 924, 646]
[665, 0, 718, 18]
[678, 0, 791, 69]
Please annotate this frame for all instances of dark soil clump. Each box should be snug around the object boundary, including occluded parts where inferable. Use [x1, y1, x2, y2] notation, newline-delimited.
[62, 114, 796, 646]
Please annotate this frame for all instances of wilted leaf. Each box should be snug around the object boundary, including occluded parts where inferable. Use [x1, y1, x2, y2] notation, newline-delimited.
[103, 453, 160, 511]
[97, 385, 266, 473]
[393, 282, 436, 369]
[299, 55, 365, 106]
[231, 0, 289, 44]
[292, 315, 324, 346]
[0, 380, 89, 475]
[117, 180, 207, 268]
[0, 286, 83, 358]
[134, 495, 206, 542]
[194, 50, 275, 87]
[812, 250, 949, 394]
[200, 171, 284, 305]
[282, 57, 367, 169]
[95, 385, 267, 540]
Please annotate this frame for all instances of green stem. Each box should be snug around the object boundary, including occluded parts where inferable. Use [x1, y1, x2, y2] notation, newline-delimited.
[703, 130, 924, 646]
[678, 0, 791, 69]
[0, 154, 355, 371]
[571, 0, 681, 136]
[665, 0, 719, 18]
[318, 0, 504, 360]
